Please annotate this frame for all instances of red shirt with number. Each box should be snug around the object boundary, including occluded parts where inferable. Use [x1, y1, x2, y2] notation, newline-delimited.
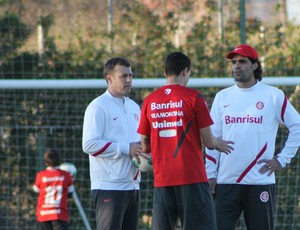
[33, 167, 74, 222]
[138, 84, 213, 187]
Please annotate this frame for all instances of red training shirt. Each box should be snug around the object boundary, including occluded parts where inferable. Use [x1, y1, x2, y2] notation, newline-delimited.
[138, 84, 213, 187]
[33, 167, 74, 222]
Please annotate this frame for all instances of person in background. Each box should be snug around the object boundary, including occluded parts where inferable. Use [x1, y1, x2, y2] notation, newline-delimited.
[138, 51, 234, 230]
[82, 57, 142, 230]
[205, 44, 300, 230]
[33, 148, 74, 230]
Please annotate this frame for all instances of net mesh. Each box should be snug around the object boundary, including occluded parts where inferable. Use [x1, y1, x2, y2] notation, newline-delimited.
[0, 84, 299, 230]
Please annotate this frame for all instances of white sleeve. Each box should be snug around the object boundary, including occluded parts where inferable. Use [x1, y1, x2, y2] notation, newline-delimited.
[82, 103, 129, 159]
[276, 95, 300, 167]
[205, 149, 219, 179]
[68, 185, 75, 193]
[205, 93, 222, 179]
[32, 184, 40, 193]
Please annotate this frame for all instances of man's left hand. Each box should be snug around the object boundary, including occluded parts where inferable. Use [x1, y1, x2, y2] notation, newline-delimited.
[257, 157, 282, 176]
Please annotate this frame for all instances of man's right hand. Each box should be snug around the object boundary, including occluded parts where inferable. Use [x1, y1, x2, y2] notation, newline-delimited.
[208, 178, 217, 195]
[215, 136, 234, 154]
[129, 142, 142, 162]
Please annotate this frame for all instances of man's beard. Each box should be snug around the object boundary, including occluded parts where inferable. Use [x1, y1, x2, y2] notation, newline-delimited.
[233, 71, 250, 83]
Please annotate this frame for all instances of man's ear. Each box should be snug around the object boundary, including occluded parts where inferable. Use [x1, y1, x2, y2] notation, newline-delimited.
[106, 74, 112, 83]
[183, 67, 189, 77]
[252, 62, 258, 70]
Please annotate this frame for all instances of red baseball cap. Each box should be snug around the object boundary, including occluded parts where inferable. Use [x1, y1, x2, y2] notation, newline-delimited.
[226, 44, 258, 60]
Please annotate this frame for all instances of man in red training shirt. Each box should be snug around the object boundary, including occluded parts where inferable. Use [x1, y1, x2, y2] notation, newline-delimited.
[138, 51, 234, 230]
[33, 148, 74, 230]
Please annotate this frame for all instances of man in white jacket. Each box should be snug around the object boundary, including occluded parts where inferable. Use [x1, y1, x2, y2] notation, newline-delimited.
[205, 44, 300, 230]
[82, 57, 142, 230]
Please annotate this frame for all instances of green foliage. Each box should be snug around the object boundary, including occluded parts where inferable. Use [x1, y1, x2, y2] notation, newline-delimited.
[0, 13, 30, 59]
[114, 0, 177, 78]
[0, 52, 39, 78]
[1, 1, 299, 80]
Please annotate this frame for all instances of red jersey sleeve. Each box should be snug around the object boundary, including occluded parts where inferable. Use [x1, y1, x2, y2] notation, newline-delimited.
[195, 95, 214, 129]
[138, 100, 151, 135]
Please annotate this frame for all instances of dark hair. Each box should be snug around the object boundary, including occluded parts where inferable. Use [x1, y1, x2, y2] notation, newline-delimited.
[103, 57, 131, 77]
[249, 57, 263, 81]
[164, 52, 191, 77]
[44, 148, 60, 167]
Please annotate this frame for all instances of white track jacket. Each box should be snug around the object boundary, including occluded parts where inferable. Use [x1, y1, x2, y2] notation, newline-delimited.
[206, 81, 300, 185]
[82, 90, 141, 190]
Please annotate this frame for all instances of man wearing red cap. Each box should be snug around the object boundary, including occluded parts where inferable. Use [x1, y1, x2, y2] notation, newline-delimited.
[205, 44, 300, 230]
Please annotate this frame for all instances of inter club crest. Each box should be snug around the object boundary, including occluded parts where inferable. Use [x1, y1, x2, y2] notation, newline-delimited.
[260, 191, 269, 202]
[165, 88, 171, 95]
[256, 101, 264, 110]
